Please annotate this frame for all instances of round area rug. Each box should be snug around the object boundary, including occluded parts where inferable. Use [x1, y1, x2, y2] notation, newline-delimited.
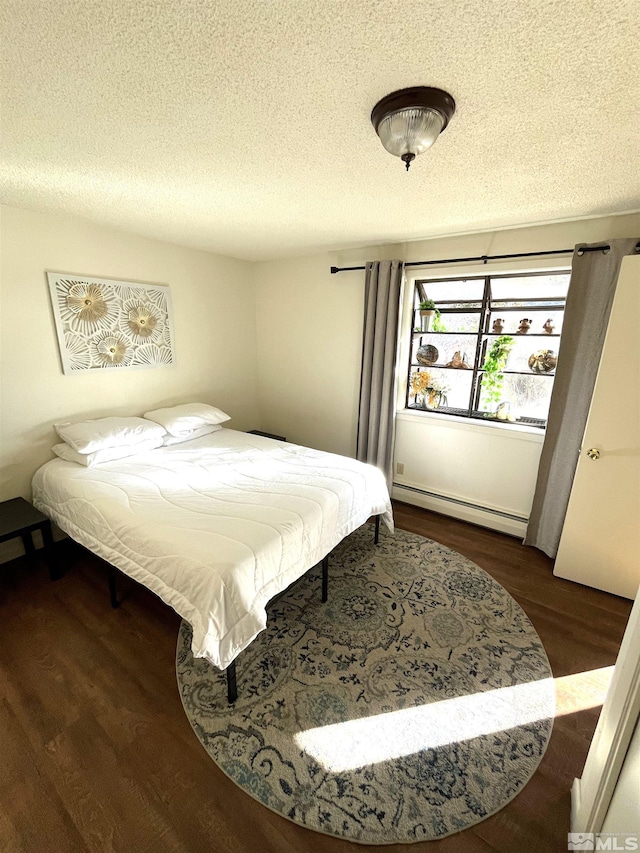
[176, 526, 555, 845]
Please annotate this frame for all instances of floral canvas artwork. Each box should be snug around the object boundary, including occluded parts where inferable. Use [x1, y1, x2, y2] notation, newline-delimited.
[47, 272, 175, 374]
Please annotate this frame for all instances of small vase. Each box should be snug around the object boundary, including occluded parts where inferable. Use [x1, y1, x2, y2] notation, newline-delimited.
[420, 310, 434, 332]
[426, 390, 441, 409]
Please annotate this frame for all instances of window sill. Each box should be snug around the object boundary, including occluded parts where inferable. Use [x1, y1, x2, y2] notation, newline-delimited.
[396, 407, 546, 442]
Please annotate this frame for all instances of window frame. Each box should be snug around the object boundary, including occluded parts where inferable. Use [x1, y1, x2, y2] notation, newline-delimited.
[404, 269, 569, 429]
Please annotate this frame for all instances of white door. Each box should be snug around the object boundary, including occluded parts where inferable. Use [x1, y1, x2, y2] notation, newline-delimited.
[554, 254, 640, 599]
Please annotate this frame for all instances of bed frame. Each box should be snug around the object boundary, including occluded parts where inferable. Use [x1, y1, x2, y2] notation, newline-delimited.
[107, 514, 381, 703]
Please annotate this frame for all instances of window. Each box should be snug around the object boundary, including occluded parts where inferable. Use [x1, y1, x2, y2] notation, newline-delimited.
[406, 271, 569, 428]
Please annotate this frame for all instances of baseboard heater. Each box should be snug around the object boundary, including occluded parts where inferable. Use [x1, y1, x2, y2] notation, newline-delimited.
[393, 482, 529, 524]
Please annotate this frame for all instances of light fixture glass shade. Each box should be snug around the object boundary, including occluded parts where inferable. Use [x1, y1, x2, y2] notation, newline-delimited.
[376, 107, 445, 159]
[371, 87, 455, 170]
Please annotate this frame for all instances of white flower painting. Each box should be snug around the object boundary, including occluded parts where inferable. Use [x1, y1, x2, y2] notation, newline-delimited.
[47, 273, 175, 374]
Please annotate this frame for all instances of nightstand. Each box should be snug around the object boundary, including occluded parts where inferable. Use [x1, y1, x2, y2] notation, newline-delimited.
[0, 497, 59, 580]
[247, 430, 287, 442]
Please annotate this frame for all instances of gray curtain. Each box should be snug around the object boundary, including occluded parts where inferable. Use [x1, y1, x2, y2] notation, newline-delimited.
[525, 238, 639, 557]
[356, 260, 404, 487]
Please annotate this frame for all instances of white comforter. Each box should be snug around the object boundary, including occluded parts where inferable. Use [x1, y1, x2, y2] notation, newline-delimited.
[32, 429, 393, 669]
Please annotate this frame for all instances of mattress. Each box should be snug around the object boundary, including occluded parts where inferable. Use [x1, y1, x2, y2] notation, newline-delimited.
[32, 428, 393, 669]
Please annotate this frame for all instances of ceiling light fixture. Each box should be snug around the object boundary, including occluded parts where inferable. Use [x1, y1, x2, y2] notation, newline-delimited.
[371, 86, 456, 171]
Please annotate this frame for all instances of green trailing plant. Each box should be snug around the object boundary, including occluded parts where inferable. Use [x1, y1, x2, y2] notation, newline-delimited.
[419, 299, 436, 311]
[431, 308, 447, 332]
[481, 335, 515, 407]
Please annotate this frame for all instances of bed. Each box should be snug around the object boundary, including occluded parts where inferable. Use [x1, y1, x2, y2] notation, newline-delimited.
[32, 428, 393, 693]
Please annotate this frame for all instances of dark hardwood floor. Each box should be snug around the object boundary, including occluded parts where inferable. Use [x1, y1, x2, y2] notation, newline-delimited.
[0, 501, 632, 853]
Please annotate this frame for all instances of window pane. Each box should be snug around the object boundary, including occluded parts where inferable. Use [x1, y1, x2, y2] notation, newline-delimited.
[418, 278, 485, 304]
[490, 274, 570, 302]
[478, 373, 554, 421]
[439, 337, 476, 368]
[409, 367, 473, 411]
[479, 334, 561, 373]
[506, 374, 554, 420]
[434, 368, 473, 410]
[488, 310, 564, 337]
[412, 333, 478, 366]
[500, 336, 560, 373]
[432, 313, 481, 333]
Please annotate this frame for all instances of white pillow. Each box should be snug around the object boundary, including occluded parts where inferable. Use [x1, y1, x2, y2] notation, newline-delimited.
[54, 416, 166, 454]
[162, 424, 222, 446]
[52, 437, 164, 467]
[143, 402, 230, 437]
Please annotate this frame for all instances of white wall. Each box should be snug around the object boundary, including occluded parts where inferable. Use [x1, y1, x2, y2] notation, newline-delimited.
[393, 414, 544, 536]
[255, 213, 640, 533]
[254, 253, 364, 455]
[0, 205, 258, 558]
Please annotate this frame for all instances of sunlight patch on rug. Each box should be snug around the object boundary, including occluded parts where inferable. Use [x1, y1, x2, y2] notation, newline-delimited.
[295, 677, 555, 772]
[176, 526, 555, 844]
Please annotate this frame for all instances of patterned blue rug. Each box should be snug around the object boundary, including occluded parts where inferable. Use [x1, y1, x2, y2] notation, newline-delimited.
[176, 526, 555, 844]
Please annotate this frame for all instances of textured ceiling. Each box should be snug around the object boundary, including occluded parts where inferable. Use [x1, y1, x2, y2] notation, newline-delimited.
[1, 0, 639, 261]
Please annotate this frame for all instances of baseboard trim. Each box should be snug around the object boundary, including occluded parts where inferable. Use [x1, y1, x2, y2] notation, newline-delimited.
[392, 484, 528, 538]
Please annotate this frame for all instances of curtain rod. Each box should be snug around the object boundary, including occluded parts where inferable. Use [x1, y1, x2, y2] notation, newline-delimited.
[329, 242, 640, 274]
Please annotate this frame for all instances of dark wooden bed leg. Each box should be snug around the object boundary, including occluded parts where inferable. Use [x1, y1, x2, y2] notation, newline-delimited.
[108, 564, 119, 609]
[321, 555, 328, 602]
[40, 522, 60, 581]
[226, 661, 237, 704]
[374, 515, 380, 545]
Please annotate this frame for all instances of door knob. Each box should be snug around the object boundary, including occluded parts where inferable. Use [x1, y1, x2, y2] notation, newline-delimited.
[586, 448, 601, 461]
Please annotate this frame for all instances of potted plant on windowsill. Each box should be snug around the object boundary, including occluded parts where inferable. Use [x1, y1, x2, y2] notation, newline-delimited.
[425, 375, 450, 409]
[419, 299, 436, 332]
[410, 370, 430, 407]
[410, 370, 450, 410]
